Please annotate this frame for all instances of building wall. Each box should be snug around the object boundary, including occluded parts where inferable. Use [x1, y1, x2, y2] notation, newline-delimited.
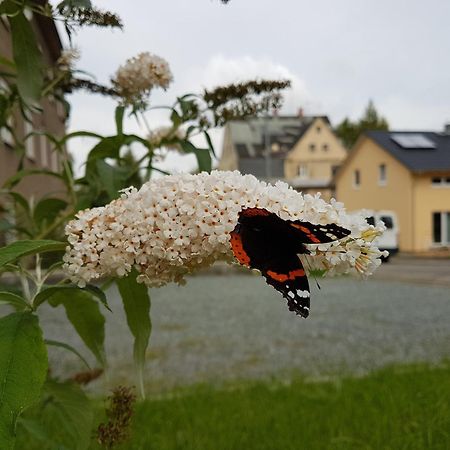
[217, 124, 238, 171]
[413, 173, 450, 251]
[0, 18, 67, 200]
[284, 117, 347, 180]
[335, 137, 414, 251]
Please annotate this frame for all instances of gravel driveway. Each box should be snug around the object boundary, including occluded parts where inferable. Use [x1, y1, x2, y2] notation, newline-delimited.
[40, 271, 450, 394]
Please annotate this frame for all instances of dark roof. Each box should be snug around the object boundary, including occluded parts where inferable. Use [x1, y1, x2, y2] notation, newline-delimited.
[230, 115, 326, 158]
[366, 130, 450, 173]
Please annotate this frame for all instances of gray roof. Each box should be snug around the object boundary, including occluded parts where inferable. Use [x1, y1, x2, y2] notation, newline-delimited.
[366, 130, 450, 173]
[229, 115, 329, 158]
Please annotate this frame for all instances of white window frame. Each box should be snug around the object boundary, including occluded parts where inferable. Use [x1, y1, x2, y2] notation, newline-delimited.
[353, 169, 361, 189]
[297, 164, 308, 178]
[378, 163, 387, 186]
[432, 212, 450, 245]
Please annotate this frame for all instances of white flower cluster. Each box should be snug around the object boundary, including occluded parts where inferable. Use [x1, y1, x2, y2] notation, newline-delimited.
[147, 126, 186, 153]
[63, 171, 387, 287]
[112, 52, 173, 103]
[57, 48, 80, 71]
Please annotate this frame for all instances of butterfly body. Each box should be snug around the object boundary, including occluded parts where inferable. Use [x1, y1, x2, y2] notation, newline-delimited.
[230, 207, 351, 318]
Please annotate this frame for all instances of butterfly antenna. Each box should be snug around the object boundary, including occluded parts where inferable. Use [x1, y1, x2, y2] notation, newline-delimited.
[304, 256, 321, 290]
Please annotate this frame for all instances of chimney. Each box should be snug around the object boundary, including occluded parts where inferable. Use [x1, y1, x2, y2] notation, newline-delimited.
[444, 123, 450, 135]
[297, 107, 304, 119]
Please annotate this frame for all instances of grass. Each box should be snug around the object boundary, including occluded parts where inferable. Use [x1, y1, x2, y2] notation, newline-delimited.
[19, 363, 450, 450]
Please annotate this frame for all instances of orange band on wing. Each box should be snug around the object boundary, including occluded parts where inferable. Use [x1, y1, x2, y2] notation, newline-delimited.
[230, 231, 251, 266]
[240, 207, 271, 217]
[266, 268, 305, 282]
[291, 223, 321, 243]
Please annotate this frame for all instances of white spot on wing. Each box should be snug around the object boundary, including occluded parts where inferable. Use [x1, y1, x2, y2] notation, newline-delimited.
[296, 289, 310, 298]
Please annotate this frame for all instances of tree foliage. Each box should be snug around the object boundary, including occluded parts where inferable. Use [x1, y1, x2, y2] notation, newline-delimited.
[335, 100, 389, 149]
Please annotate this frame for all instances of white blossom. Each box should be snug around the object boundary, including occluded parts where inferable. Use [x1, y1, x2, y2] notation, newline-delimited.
[57, 47, 80, 71]
[147, 126, 186, 153]
[112, 52, 173, 103]
[63, 171, 387, 287]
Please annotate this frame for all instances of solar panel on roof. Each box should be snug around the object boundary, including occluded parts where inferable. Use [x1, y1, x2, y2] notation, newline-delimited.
[391, 134, 436, 149]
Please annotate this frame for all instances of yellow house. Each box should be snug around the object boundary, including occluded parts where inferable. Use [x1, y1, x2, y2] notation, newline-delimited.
[284, 116, 347, 199]
[335, 129, 450, 252]
[219, 115, 347, 200]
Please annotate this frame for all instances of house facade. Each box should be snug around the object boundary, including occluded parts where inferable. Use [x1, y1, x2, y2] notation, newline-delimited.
[219, 115, 347, 200]
[0, 10, 67, 200]
[335, 129, 450, 252]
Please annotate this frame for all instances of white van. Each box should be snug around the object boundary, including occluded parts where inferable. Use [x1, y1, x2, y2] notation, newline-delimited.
[357, 210, 399, 261]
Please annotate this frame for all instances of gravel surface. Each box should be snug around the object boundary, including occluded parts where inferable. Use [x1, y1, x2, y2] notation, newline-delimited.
[38, 272, 450, 393]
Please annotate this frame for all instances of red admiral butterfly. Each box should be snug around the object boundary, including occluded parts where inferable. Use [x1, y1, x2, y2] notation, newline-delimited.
[230, 207, 351, 318]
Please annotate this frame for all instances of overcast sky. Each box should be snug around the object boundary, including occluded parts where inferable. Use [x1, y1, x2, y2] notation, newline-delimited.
[62, 0, 450, 173]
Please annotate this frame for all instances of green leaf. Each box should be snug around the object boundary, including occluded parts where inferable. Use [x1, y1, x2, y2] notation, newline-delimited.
[0, 0, 21, 16]
[59, 130, 103, 145]
[203, 130, 217, 158]
[48, 290, 106, 367]
[180, 141, 212, 172]
[0, 54, 15, 70]
[0, 312, 47, 449]
[116, 270, 151, 398]
[44, 339, 90, 370]
[31, 380, 94, 450]
[33, 198, 68, 228]
[115, 105, 125, 135]
[87, 135, 124, 163]
[170, 108, 182, 127]
[0, 191, 30, 216]
[8, 12, 43, 102]
[0, 291, 28, 310]
[34, 284, 110, 311]
[0, 240, 66, 269]
[95, 159, 130, 200]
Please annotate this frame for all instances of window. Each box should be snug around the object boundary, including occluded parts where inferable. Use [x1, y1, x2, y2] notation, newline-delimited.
[0, 79, 13, 146]
[353, 169, 360, 188]
[24, 120, 35, 160]
[379, 163, 387, 185]
[39, 134, 49, 168]
[366, 216, 375, 226]
[297, 164, 308, 178]
[433, 212, 450, 245]
[316, 126, 321, 133]
[331, 165, 339, 177]
[380, 215, 393, 229]
[432, 177, 450, 186]
[309, 143, 316, 152]
[322, 143, 329, 151]
[51, 151, 59, 172]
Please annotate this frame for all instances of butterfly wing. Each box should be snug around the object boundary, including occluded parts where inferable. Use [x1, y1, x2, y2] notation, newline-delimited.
[262, 253, 310, 318]
[289, 221, 351, 244]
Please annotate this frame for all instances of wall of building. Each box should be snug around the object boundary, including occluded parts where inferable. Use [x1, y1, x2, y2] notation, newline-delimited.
[217, 124, 238, 171]
[413, 173, 450, 251]
[284, 117, 347, 180]
[335, 137, 414, 251]
[0, 19, 67, 200]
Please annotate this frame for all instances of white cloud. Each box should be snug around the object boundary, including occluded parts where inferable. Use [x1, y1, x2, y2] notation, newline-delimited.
[68, 55, 315, 175]
[179, 54, 315, 115]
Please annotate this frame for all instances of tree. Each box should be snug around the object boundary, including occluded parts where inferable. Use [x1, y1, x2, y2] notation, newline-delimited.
[336, 100, 389, 149]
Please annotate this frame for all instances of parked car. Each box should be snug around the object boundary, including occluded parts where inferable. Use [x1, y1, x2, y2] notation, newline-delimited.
[355, 210, 399, 261]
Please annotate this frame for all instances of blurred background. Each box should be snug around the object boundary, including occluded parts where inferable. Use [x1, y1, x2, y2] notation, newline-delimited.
[1, 1, 450, 449]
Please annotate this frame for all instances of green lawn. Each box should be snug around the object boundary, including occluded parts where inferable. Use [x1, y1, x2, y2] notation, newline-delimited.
[18, 363, 450, 450]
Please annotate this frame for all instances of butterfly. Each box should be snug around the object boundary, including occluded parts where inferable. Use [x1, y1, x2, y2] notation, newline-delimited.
[230, 207, 351, 318]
